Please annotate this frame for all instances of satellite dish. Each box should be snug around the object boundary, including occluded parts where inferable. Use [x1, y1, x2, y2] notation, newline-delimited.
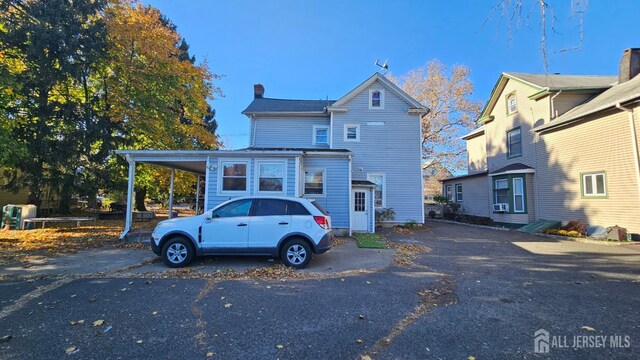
[375, 59, 389, 73]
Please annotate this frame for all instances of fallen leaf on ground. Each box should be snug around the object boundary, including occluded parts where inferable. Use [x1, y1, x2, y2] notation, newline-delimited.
[366, 281, 371, 284]
[276, 344, 284, 349]
[0, 335, 12, 343]
[359, 315, 365, 320]
[88, 296, 96, 302]
[103, 326, 112, 333]
[70, 321, 77, 326]
[128, 281, 133, 285]
[340, 278, 345, 282]
[151, 311, 158, 316]
[468, 356, 476, 360]
[144, 281, 152, 285]
[70, 294, 76, 298]
[224, 303, 232, 308]
[582, 326, 596, 331]
[206, 352, 214, 357]
[65, 346, 77, 354]
[360, 356, 372, 360]
[266, 286, 271, 289]
[77, 320, 85, 324]
[120, 288, 128, 292]
[136, 340, 143, 344]
[356, 339, 363, 344]
[92, 320, 104, 327]
[220, 296, 225, 300]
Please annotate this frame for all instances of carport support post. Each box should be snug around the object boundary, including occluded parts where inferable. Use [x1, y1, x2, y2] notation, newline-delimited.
[168, 168, 175, 219]
[195, 174, 201, 214]
[120, 157, 135, 239]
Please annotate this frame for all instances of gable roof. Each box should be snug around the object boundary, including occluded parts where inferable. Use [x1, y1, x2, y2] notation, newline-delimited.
[503, 72, 617, 91]
[242, 98, 335, 115]
[330, 72, 427, 110]
[478, 72, 617, 123]
[535, 74, 640, 133]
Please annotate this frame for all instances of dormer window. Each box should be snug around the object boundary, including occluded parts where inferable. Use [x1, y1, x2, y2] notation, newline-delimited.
[506, 92, 517, 115]
[369, 89, 384, 109]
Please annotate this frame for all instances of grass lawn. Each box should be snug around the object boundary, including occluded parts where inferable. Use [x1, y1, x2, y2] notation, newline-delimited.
[354, 233, 386, 249]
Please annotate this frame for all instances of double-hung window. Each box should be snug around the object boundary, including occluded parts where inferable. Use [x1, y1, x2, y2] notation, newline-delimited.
[344, 124, 360, 142]
[494, 179, 509, 205]
[512, 178, 525, 212]
[257, 161, 285, 193]
[507, 128, 522, 158]
[369, 89, 384, 109]
[444, 185, 452, 200]
[582, 172, 606, 197]
[304, 169, 324, 195]
[506, 92, 517, 115]
[313, 126, 329, 145]
[220, 160, 249, 193]
[455, 184, 463, 202]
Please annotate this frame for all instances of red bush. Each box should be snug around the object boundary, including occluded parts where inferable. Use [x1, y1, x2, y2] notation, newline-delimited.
[562, 220, 587, 235]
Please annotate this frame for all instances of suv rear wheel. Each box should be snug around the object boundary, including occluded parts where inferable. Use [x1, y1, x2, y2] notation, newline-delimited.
[280, 238, 312, 269]
[162, 237, 194, 268]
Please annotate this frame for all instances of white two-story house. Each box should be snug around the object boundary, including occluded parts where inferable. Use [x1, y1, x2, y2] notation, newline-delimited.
[117, 73, 428, 236]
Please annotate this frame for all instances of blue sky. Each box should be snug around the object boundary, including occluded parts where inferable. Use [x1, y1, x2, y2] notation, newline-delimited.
[147, 0, 640, 149]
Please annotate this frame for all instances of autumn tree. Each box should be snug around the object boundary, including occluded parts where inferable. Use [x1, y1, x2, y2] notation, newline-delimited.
[390, 60, 482, 171]
[103, 1, 222, 210]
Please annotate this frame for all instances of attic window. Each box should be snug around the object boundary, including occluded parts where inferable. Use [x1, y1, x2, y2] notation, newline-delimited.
[369, 89, 384, 109]
[506, 92, 517, 115]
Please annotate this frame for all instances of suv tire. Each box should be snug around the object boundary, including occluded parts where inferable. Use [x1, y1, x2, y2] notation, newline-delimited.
[161, 237, 194, 268]
[280, 238, 312, 269]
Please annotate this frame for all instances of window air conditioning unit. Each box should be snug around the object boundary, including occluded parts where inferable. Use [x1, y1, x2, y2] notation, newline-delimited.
[493, 203, 508, 212]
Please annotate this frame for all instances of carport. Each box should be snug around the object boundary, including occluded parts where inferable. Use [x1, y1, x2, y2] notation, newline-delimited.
[115, 150, 210, 239]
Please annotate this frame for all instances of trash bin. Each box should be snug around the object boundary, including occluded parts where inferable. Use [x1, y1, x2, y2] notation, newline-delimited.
[607, 226, 627, 241]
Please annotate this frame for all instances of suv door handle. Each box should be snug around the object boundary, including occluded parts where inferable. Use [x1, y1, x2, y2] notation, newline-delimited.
[237, 223, 248, 227]
[278, 222, 289, 225]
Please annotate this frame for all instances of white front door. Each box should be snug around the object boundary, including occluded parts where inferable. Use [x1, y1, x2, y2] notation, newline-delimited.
[351, 189, 368, 232]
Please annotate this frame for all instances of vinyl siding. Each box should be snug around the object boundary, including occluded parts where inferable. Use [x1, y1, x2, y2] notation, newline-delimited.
[252, 116, 330, 148]
[331, 81, 423, 223]
[301, 156, 350, 230]
[442, 175, 490, 217]
[466, 134, 487, 173]
[205, 156, 298, 210]
[485, 79, 550, 172]
[536, 107, 640, 233]
[552, 93, 594, 118]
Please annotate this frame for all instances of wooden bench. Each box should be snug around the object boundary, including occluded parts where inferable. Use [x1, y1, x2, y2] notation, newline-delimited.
[24, 217, 96, 229]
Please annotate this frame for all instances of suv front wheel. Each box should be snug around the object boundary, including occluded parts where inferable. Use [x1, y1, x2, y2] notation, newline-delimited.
[162, 237, 194, 268]
[280, 238, 312, 269]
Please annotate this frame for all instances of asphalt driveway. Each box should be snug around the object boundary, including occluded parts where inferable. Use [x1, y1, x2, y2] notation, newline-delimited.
[1, 221, 638, 359]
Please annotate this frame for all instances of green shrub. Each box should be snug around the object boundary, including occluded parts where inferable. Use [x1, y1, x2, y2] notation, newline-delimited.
[375, 208, 395, 222]
[433, 195, 449, 205]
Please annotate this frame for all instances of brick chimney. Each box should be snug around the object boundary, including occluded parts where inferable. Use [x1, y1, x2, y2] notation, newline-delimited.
[254, 84, 265, 99]
[619, 48, 640, 83]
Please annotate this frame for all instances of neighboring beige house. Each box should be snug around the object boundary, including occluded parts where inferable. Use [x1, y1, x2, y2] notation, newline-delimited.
[423, 160, 452, 203]
[442, 48, 640, 234]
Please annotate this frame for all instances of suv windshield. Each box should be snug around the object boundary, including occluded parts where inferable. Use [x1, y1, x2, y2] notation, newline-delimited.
[310, 200, 329, 215]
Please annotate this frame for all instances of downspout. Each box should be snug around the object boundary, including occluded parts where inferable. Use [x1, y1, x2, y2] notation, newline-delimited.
[550, 90, 562, 119]
[616, 102, 640, 205]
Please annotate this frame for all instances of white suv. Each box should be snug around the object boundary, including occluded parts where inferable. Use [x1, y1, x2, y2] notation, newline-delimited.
[150, 196, 333, 269]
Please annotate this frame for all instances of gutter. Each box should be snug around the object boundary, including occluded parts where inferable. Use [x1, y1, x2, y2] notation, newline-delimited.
[615, 102, 640, 207]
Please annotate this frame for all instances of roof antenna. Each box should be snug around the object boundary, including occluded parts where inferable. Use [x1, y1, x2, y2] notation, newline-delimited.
[375, 59, 389, 74]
